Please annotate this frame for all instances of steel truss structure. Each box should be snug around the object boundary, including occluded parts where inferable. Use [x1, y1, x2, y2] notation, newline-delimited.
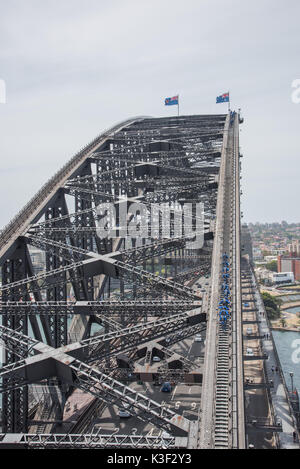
[0, 113, 245, 449]
[0, 432, 188, 449]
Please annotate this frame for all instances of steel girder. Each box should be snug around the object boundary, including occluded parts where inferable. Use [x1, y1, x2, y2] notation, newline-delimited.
[27, 233, 187, 266]
[135, 342, 197, 371]
[0, 309, 204, 372]
[69, 359, 191, 435]
[1, 240, 33, 433]
[172, 264, 211, 283]
[0, 255, 199, 300]
[0, 300, 198, 317]
[0, 324, 38, 357]
[63, 174, 202, 192]
[0, 433, 188, 449]
[114, 260, 199, 300]
[79, 311, 204, 363]
[0, 325, 194, 436]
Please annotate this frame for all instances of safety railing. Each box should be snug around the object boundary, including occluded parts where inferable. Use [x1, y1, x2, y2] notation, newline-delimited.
[251, 265, 299, 446]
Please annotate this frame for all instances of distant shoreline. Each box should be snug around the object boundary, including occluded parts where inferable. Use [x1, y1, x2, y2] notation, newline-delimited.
[271, 325, 300, 332]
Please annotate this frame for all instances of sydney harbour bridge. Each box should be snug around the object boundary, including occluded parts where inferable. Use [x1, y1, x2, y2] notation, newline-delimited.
[0, 112, 280, 449]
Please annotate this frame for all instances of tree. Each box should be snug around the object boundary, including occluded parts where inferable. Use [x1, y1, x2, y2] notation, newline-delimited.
[265, 306, 279, 320]
[265, 260, 278, 272]
[261, 292, 281, 320]
[280, 318, 287, 328]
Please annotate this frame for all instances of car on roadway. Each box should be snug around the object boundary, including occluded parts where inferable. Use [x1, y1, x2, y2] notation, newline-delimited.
[194, 334, 202, 342]
[161, 382, 172, 393]
[246, 348, 254, 356]
[243, 302, 250, 308]
[118, 402, 131, 418]
[152, 356, 161, 362]
[275, 416, 282, 427]
[246, 327, 253, 335]
[118, 409, 131, 418]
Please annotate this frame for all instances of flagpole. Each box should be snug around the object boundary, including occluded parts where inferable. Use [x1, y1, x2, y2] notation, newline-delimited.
[178, 95, 179, 117]
[228, 90, 230, 112]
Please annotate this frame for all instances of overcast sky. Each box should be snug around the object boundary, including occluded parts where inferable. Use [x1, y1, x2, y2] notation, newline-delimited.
[0, 0, 299, 227]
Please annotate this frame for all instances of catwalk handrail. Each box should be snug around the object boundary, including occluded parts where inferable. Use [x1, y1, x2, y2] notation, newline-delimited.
[0, 116, 148, 252]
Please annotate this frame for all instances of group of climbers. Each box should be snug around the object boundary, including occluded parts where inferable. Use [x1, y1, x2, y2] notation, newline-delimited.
[218, 253, 231, 329]
[230, 110, 236, 125]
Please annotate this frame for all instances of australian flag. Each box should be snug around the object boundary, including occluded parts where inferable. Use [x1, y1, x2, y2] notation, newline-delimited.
[165, 95, 179, 106]
[216, 92, 229, 104]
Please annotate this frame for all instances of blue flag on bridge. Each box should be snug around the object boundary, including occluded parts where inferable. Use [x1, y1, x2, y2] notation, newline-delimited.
[165, 95, 179, 106]
[216, 92, 229, 104]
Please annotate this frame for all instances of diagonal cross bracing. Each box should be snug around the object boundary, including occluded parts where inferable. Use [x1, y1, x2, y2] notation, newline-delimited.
[0, 325, 193, 436]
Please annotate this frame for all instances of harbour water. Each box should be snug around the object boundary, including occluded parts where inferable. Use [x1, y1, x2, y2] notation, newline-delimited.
[273, 330, 300, 392]
[279, 294, 300, 302]
[284, 306, 300, 314]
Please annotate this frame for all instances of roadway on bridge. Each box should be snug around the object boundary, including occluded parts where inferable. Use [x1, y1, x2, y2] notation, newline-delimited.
[241, 270, 274, 449]
[253, 270, 299, 449]
[84, 335, 204, 436]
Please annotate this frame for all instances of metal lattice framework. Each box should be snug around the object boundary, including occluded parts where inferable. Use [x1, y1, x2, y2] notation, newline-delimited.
[0, 113, 244, 449]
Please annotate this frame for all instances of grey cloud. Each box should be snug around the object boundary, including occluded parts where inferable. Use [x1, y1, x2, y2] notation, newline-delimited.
[0, 0, 300, 225]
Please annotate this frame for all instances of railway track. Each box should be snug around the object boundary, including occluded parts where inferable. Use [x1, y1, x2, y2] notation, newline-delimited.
[68, 399, 106, 434]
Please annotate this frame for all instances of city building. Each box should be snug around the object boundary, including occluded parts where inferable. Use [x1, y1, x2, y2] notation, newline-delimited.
[28, 247, 45, 274]
[256, 267, 294, 285]
[271, 272, 294, 284]
[288, 240, 300, 255]
[253, 247, 263, 260]
[241, 224, 253, 263]
[278, 253, 300, 281]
